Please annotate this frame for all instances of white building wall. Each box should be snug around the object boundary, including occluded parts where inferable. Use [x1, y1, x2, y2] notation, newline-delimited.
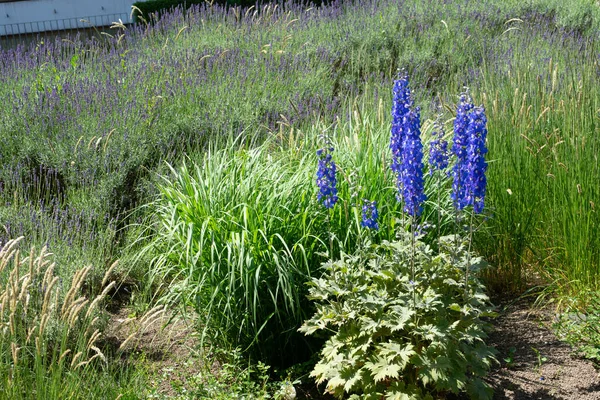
[0, 0, 141, 36]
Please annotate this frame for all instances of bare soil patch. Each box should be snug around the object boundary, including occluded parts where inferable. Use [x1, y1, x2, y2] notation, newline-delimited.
[486, 299, 600, 399]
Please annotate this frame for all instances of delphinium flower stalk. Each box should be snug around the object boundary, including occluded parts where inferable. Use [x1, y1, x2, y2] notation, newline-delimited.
[391, 74, 426, 312]
[399, 105, 426, 219]
[390, 73, 426, 219]
[463, 106, 488, 296]
[390, 73, 413, 199]
[451, 93, 474, 213]
[316, 145, 338, 257]
[451, 92, 488, 298]
[465, 107, 488, 214]
[316, 147, 338, 210]
[429, 116, 449, 175]
[360, 199, 379, 231]
[451, 93, 474, 263]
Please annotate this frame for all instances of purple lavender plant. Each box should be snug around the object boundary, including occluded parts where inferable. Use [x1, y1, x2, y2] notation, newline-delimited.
[399, 106, 426, 217]
[316, 147, 338, 209]
[361, 199, 379, 230]
[451, 94, 474, 211]
[465, 107, 488, 213]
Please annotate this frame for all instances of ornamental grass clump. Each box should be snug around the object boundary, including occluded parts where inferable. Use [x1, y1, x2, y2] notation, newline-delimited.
[140, 113, 406, 369]
[0, 237, 116, 398]
[140, 136, 341, 368]
[301, 76, 496, 399]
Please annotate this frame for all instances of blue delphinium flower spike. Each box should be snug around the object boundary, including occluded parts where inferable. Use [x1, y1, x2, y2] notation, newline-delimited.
[465, 106, 488, 213]
[316, 147, 338, 209]
[451, 93, 474, 211]
[361, 199, 379, 230]
[390, 74, 412, 179]
[400, 106, 427, 217]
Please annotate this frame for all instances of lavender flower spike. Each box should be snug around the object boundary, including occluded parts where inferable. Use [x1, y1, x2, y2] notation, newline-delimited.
[316, 147, 338, 209]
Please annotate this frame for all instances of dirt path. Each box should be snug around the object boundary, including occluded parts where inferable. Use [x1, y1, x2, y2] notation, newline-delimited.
[486, 300, 600, 399]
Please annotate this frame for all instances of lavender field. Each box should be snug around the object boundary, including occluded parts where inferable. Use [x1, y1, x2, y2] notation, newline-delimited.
[0, 0, 599, 398]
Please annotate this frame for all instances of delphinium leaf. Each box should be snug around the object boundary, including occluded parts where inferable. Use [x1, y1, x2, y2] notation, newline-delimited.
[378, 342, 416, 368]
[365, 357, 402, 383]
[341, 367, 363, 393]
[382, 305, 414, 332]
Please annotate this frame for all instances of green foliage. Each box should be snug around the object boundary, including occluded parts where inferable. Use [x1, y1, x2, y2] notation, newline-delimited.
[503, 346, 516, 368]
[144, 346, 302, 399]
[530, 347, 547, 373]
[163, 348, 277, 399]
[554, 291, 600, 364]
[132, 0, 205, 23]
[2, 0, 600, 394]
[300, 233, 497, 399]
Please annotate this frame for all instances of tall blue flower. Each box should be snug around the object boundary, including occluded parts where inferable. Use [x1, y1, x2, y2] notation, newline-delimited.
[465, 107, 488, 213]
[451, 94, 474, 211]
[399, 107, 426, 217]
[316, 147, 338, 209]
[428, 118, 449, 174]
[361, 199, 379, 230]
[390, 74, 412, 177]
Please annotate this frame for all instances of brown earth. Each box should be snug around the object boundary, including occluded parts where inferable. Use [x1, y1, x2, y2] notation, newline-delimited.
[486, 299, 600, 400]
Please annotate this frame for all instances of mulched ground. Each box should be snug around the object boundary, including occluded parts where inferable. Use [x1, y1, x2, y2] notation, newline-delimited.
[486, 299, 600, 399]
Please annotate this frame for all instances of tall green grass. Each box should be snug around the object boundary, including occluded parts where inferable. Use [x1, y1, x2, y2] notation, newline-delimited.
[473, 31, 600, 294]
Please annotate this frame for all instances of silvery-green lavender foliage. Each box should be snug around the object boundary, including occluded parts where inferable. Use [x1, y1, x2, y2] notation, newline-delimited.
[300, 232, 497, 400]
